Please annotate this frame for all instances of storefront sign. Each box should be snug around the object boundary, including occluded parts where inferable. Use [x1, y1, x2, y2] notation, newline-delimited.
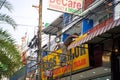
[52, 44, 89, 77]
[42, 35, 90, 79]
[48, 0, 83, 15]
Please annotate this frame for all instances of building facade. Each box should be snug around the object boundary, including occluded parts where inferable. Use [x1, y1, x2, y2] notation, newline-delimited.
[10, 0, 120, 80]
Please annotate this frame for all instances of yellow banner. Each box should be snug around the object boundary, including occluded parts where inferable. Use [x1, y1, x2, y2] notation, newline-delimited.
[42, 34, 89, 79]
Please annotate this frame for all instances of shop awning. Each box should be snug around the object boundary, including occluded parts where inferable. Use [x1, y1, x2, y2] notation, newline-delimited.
[42, 14, 63, 35]
[68, 18, 120, 50]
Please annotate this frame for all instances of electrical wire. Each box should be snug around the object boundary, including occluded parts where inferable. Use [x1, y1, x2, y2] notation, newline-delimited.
[0, 23, 38, 27]
[45, 0, 116, 35]
[28, 0, 117, 50]
[23, 0, 120, 78]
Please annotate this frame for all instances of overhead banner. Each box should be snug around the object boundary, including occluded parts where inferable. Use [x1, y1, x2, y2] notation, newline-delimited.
[48, 0, 83, 15]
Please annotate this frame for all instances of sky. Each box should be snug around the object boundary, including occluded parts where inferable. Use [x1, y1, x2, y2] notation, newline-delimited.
[1, 0, 62, 45]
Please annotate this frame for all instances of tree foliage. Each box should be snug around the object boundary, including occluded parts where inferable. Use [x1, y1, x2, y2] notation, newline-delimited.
[0, 0, 22, 79]
[0, 29, 22, 78]
[0, 0, 17, 29]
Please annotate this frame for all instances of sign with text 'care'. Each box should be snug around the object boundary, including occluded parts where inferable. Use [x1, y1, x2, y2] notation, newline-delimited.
[48, 0, 83, 15]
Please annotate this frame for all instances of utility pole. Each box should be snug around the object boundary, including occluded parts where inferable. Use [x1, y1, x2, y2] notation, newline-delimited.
[37, 0, 42, 80]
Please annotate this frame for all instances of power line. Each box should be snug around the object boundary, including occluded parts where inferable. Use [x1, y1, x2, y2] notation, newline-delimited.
[0, 23, 38, 27]
[17, 24, 38, 27]
[47, 0, 116, 36]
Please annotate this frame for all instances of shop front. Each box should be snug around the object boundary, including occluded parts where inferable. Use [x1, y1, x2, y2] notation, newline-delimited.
[67, 18, 120, 80]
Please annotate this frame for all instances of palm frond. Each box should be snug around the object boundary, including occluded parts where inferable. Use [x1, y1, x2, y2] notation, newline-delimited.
[0, 0, 22, 79]
[0, 51, 22, 78]
[0, 29, 22, 78]
[0, 28, 15, 43]
[0, 0, 13, 12]
[0, 39, 22, 78]
[0, 14, 17, 29]
[0, 39, 21, 62]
